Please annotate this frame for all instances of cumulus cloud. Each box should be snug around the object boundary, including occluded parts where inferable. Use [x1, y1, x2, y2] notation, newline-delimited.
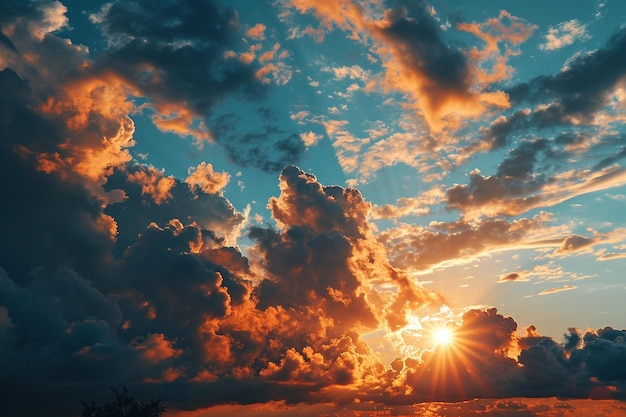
[379, 309, 626, 403]
[186, 162, 231, 195]
[540, 19, 589, 51]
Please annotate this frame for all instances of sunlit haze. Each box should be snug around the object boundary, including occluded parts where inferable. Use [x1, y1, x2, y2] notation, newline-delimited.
[433, 327, 453, 347]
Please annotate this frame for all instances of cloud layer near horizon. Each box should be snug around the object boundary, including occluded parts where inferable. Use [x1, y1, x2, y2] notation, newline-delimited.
[1, 1, 626, 417]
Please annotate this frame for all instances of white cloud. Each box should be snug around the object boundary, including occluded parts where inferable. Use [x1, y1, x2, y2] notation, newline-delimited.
[540, 19, 589, 51]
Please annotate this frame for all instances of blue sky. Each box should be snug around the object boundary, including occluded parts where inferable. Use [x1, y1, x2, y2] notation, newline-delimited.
[2, 0, 626, 415]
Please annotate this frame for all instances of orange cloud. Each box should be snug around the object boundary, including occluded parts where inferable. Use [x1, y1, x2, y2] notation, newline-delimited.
[151, 104, 212, 142]
[285, 1, 521, 138]
[537, 284, 578, 296]
[133, 332, 183, 363]
[445, 165, 626, 218]
[247, 23, 267, 40]
[458, 10, 538, 84]
[186, 162, 230, 195]
[126, 165, 176, 204]
[34, 74, 136, 184]
[377, 213, 554, 273]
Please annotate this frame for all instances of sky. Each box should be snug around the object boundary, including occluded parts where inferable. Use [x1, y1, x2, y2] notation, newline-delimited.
[1, 0, 626, 416]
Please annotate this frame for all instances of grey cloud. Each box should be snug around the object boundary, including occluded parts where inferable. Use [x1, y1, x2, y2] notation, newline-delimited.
[557, 234, 594, 253]
[379, 216, 545, 271]
[483, 110, 531, 150]
[250, 225, 378, 332]
[211, 115, 306, 172]
[378, 0, 470, 96]
[104, 164, 245, 256]
[0, 69, 116, 286]
[509, 27, 626, 127]
[496, 138, 551, 179]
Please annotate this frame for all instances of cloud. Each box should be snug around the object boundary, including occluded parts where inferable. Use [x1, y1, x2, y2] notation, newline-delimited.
[498, 263, 594, 286]
[246, 23, 267, 40]
[83, 0, 302, 172]
[284, 0, 520, 136]
[256, 166, 444, 332]
[210, 115, 305, 172]
[499, 272, 525, 282]
[540, 19, 589, 51]
[0, 69, 118, 287]
[186, 162, 231, 195]
[368, 3, 477, 132]
[2, 2, 626, 416]
[377, 213, 553, 272]
[444, 161, 626, 218]
[509, 27, 626, 127]
[322, 64, 369, 81]
[480, 109, 531, 150]
[381, 310, 626, 403]
[537, 284, 578, 296]
[105, 163, 245, 253]
[457, 10, 537, 84]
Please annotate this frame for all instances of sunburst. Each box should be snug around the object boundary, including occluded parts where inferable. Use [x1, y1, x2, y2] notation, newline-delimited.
[433, 327, 454, 347]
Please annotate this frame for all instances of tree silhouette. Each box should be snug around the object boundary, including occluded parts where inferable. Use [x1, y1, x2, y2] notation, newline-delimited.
[79, 387, 166, 417]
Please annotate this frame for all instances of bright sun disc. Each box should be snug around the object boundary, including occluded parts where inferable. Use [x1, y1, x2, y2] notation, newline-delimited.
[434, 328, 453, 346]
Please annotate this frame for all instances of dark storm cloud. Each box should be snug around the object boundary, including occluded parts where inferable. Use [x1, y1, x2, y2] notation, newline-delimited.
[0, 34, 255, 412]
[574, 327, 626, 383]
[92, 0, 304, 172]
[0, 60, 385, 412]
[252, 166, 443, 333]
[249, 165, 381, 332]
[114, 221, 251, 368]
[508, 27, 626, 127]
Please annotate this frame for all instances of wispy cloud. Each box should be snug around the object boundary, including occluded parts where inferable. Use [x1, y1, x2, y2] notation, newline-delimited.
[540, 19, 589, 51]
[538, 284, 578, 295]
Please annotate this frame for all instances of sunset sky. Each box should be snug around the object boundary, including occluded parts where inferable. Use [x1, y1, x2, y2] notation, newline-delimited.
[1, 0, 626, 416]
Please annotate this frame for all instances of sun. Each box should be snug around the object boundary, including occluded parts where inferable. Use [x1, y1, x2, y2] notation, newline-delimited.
[433, 327, 454, 346]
